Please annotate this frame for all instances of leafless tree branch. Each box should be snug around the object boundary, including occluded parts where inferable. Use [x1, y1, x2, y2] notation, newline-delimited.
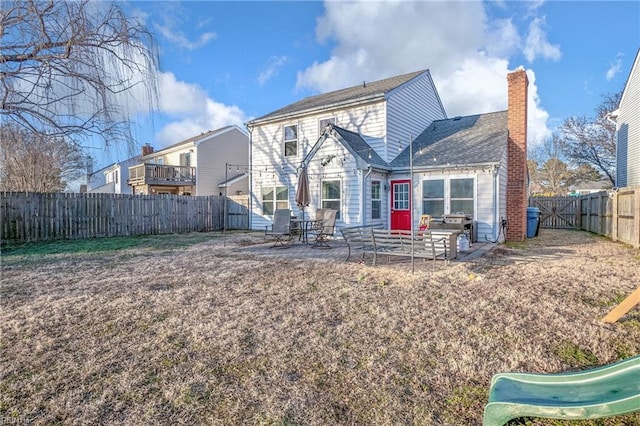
[1, 0, 159, 150]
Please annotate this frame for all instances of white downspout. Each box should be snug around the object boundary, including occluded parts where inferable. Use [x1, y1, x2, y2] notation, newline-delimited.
[246, 124, 254, 230]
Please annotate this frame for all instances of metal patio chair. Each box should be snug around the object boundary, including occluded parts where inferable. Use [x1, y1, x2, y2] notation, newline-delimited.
[312, 209, 337, 249]
[265, 208, 293, 248]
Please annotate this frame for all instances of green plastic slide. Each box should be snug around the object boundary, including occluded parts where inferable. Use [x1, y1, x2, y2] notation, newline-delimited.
[483, 355, 640, 426]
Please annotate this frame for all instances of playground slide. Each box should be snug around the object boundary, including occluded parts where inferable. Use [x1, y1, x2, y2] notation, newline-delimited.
[483, 355, 640, 426]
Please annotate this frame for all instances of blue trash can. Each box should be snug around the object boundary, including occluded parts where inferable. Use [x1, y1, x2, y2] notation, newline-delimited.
[527, 207, 540, 238]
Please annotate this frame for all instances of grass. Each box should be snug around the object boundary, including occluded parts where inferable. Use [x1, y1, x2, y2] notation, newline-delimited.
[1, 229, 640, 425]
[1, 232, 220, 257]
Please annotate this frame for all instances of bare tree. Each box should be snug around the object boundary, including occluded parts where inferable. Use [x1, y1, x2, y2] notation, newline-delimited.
[0, 0, 158, 150]
[528, 133, 606, 196]
[558, 91, 622, 186]
[0, 124, 85, 192]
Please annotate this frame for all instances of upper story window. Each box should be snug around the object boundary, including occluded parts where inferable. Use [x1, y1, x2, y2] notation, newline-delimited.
[284, 124, 297, 157]
[155, 157, 164, 165]
[319, 117, 336, 135]
[180, 152, 191, 167]
[106, 170, 118, 184]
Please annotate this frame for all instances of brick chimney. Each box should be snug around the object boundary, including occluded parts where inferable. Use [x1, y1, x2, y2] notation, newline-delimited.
[142, 143, 154, 157]
[506, 69, 528, 242]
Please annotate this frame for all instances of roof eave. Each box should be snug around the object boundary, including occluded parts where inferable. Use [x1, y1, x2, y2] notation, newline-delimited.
[247, 94, 386, 127]
[392, 161, 502, 173]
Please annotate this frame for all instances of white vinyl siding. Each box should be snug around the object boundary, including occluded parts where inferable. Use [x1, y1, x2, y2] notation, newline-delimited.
[248, 71, 446, 230]
[386, 71, 447, 162]
[196, 128, 248, 196]
[617, 52, 640, 187]
[412, 167, 501, 242]
[249, 102, 387, 229]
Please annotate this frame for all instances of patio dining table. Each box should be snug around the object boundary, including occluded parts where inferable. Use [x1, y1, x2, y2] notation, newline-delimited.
[291, 218, 323, 244]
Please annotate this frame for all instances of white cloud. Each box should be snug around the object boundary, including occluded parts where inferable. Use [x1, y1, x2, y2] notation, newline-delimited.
[606, 53, 623, 80]
[153, 22, 216, 50]
[151, 3, 216, 51]
[297, 1, 552, 148]
[523, 17, 561, 62]
[155, 72, 247, 146]
[258, 56, 288, 86]
[298, 1, 486, 93]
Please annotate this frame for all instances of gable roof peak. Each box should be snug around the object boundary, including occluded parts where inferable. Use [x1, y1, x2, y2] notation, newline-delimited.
[248, 69, 430, 125]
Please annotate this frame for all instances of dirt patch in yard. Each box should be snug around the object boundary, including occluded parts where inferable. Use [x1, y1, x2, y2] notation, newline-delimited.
[1, 229, 640, 425]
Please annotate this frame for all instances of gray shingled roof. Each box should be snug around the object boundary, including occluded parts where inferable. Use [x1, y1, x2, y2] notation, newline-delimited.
[249, 70, 427, 124]
[148, 125, 237, 156]
[331, 126, 389, 169]
[390, 111, 508, 169]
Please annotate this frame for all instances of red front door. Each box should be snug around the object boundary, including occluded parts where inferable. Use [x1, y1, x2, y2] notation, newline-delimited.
[390, 180, 411, 230]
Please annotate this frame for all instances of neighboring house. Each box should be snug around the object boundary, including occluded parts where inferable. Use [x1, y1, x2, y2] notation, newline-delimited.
[87, 156, 139, 194]
[246, 69, 530, 242]
[610, 48, 640, 188]
[569, 180, 613, 196]
[128, 125, 249, 196]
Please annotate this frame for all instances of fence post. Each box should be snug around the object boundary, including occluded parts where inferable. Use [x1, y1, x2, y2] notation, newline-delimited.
[576, 197, 582, 230]
[634, 188, 640, 248]
[611, 191, 618, 242]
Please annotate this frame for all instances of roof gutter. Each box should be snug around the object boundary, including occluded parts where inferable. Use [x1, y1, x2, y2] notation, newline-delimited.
[392, 161, 500, 173]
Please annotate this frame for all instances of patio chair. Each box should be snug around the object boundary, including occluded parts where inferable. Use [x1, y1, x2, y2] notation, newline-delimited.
[308, 208, 326, 233]
[312, 209, 337, 249]
[265, 209, 293, 248]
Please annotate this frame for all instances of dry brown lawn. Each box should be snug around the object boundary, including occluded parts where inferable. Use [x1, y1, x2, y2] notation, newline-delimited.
[1, 229, 640, 425]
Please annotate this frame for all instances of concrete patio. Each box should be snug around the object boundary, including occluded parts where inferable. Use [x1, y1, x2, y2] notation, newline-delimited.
[237, 235, 497, 265]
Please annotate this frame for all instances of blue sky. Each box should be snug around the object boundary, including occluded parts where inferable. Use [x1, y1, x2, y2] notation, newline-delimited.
[96, 0, 639, 168]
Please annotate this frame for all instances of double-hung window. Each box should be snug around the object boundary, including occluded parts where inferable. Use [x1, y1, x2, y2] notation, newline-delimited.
[319, 117, 336, 134]
[262, 186, 289, 215]
[321, 180, 341, 219]
[422, 178, 474, 217]
[371, 180, 381, 220]
[450, 178, 474, 214]
[284, 124, 297, 157]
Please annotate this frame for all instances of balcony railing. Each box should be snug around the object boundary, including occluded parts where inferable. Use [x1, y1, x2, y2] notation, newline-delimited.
[128, 164, 196, 186]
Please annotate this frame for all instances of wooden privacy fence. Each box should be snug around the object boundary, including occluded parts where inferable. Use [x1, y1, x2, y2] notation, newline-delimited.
[529, 186, 640, 248]
[1, 192, 250, 245]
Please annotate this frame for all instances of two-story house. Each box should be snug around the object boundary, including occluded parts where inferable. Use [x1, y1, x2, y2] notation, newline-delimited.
[246, 69, 530, 242]
[610, 48, 640, 188]
[246, 70, 446, 228]
[128, 125, 249, 196]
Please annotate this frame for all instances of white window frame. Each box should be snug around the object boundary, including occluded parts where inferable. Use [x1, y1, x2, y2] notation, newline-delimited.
[106, 170, 118, 184]
[284, 124, 298, 157]
[319, 117, 336, 135]
[262, 185, 289, 216]
[321, 179, 341, 219]
[180, 152, 191, 167]
[371, 180, 381, 220]
[421, 176, 476, 218]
